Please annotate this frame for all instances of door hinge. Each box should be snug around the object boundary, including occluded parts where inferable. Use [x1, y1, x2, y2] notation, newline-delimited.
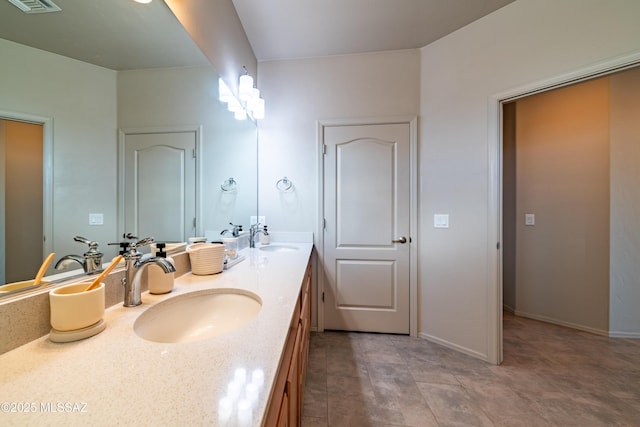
[322, 144, 327, 155]
[323, 218, 327, 230]
[192, 148, 196, 159]
[193, 217, 197, 228]
[497, 242, 500, 250]
[322, 292, 325, 302]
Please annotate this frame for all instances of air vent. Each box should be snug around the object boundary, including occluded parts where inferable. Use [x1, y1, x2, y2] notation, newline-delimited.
[6, 0, 61, 13]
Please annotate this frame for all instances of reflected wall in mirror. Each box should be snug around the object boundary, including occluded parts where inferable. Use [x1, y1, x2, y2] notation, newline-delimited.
[0, 1, 258, 294]
[118, 67, 258, 243]
[0, 37, 117, 288]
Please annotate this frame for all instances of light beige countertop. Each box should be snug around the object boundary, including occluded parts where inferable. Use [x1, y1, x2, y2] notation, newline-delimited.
[0, 243, 313, 427]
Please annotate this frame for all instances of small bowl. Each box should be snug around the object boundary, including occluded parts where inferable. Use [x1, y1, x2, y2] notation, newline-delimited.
[49, 282, 105, 331]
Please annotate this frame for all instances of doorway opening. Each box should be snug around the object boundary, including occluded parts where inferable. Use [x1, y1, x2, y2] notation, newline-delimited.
[0, 111, 53, 285]
[494, 59, 640, 363]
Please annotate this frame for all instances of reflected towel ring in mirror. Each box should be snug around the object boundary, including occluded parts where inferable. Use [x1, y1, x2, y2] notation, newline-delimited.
[221, 177, 237, 192]
[276, 177, 293, 192]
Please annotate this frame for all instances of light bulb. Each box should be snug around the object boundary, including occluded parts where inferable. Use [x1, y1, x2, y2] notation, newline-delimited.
[239, 74, 254, 101]
[227, 98, 243, 113]
[252, 98, 265, 120]
[234, 109, 247, 120]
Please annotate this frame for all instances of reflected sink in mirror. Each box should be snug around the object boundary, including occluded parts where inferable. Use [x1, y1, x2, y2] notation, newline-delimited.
[258, 245, 299, 253]
[134, 289, 262, 344]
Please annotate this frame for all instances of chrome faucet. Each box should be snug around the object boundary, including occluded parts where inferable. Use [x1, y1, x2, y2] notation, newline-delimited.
[249, 223, 268, 248]
[221, 222, 243, 237]
[54, 236, 104, 274]
[122, 237, 176, 307]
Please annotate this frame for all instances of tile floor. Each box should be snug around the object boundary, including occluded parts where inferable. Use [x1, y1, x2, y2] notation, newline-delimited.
[301, 312, 640, 426]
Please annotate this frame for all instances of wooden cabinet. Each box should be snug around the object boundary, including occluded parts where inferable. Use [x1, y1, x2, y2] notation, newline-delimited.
[265, 259, 312, 427]
[298, 262, 312, 419]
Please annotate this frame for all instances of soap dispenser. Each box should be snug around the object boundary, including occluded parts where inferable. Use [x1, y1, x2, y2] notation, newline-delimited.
[148, 243, 175, 294]
[260, 225, 270, 245]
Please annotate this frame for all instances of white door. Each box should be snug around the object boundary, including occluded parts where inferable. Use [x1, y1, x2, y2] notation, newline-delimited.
[323, 123, 411, 334]
[123, 131, 196, 242]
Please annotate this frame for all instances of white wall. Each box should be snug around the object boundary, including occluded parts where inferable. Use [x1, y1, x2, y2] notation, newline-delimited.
[514, 79, 610, 334]
[257, 50, 420, 234]
[609, 68, 640, 337]
[420, 0, 640, 360]
[0, 39, 118, 273]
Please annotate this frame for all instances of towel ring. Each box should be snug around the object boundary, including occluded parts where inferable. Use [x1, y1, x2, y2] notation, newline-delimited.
[221, 177, 237, 191]
[276, 177, 293, 192]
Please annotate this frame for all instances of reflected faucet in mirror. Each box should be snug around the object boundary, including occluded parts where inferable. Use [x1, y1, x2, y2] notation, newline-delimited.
[221, 222, 243, 237]
[54, 236, 104, 274]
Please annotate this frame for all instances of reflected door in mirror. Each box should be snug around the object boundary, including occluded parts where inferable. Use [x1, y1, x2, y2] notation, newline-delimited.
[1, 120, 43, 284]
[123, 131, 197, 242]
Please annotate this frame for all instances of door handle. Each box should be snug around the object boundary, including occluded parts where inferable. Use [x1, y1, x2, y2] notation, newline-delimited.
[392, 237, 407, 244]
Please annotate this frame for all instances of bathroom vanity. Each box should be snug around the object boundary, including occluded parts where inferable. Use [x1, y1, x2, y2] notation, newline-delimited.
[0, 243, 312, 427]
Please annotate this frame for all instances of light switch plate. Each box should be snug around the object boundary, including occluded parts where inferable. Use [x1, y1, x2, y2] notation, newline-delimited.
[525, 213, 535, 226]
[434, 214, 449, 228]
[250, 216, 266, 225]
[89, 213, 104, 226]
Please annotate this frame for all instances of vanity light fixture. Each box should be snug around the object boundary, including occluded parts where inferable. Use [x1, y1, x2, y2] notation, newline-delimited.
[133, 0, 152, 4]
[218, 67, 265, 121]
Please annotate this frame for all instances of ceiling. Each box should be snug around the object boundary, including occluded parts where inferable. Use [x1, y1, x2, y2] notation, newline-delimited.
[0, 0, 516, 69]
[0, 0, 208, 70]
[231, 0, 516, 61]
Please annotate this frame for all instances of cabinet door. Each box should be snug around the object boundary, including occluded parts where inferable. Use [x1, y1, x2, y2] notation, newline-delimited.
[298, 263, 312, 413]
[276, 390, 289, 427]
[299, 273, 311, 414]
[265, 322, 297, 426]
[288, 327, 302, 426]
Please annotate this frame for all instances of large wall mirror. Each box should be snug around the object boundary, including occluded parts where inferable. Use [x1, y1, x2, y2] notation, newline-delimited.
[0, 0, 257, 295]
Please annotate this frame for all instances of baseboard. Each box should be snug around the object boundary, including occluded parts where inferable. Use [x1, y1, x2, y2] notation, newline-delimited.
[418, 332, 488, 362]
[514, 310, 609, 337]
[503, 304, 515, 314]
[609, 331, 640, 339]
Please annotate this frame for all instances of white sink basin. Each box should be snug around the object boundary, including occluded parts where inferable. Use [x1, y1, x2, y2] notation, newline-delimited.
[134, 289, 262, 343]
[259, 244, 298, 252]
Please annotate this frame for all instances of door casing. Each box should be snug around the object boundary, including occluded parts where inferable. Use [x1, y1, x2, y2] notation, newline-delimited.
[488, 51, 640, 365]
